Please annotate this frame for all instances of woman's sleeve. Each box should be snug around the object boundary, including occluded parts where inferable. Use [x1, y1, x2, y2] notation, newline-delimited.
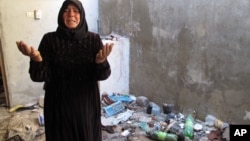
[95, 60, 111, 81]
[93, 34, 111, 81]
[29, 34, 51, 82]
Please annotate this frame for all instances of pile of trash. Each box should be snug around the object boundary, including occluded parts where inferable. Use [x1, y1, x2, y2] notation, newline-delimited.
[101, 92, 230, 141]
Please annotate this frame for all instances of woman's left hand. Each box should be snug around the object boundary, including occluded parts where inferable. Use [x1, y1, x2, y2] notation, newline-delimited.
[96, 43, 114, 64]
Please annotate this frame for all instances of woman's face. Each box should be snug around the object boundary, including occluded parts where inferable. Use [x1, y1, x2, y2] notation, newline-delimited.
[63, 4, 80, 29]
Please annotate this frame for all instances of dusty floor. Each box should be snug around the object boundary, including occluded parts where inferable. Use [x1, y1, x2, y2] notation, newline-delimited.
[0, 106, 45, 141]
[0, 95, 229, 141]
[0, 106, 155, 141]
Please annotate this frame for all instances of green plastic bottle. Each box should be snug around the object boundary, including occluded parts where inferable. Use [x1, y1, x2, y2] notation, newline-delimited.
[184, 114, 195, 139]
[147, 130, 178, 141]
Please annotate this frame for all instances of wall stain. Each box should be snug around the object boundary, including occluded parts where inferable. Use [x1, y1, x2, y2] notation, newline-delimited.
[100, 0, 250, 124]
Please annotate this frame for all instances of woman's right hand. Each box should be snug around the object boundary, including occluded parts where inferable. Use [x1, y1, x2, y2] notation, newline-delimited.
[16, 41, 43, 62]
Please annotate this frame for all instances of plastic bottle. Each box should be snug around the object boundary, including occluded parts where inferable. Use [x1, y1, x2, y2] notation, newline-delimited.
[139, 122, 151, 132]
[147, 130, 178, 141]
[205, 115, 229, 130]
[184, 114, 194, 140]
[168, 122, 185, 141]
[150, 102, 161, 116]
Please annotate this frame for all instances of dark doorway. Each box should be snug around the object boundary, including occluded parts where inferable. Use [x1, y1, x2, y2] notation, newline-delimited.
[0, 68, 5, 106]
[0, 38, 8, 107]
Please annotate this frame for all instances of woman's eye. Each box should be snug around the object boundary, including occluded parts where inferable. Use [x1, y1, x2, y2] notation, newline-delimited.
[64, 8, 79, 13]
[74, 9, 79, 13]
[64, 9, 69, 12]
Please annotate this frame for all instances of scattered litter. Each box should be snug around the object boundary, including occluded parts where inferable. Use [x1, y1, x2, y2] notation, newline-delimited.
[101, 125, 115, 134]
[205, 114, 229, 130]
[102, 94, 231, 141]
[194, 123, 203, 131]
[7, 112, 40, 141]
[162, 103, 174, 114]
[108, 93, 134, 103]
[6, 134, 24, 141]
[121, 129, 130, 136]
[9, 102, 38, 113]
[151, 102, 161, 116]
[38, 112, 44, 126]
[136, 96, 149, 106]
[103, 101, 125, 117]
[102, 109, 134, 125]
[35, 127, 45, 137]
[102, 92, 115, 105]
[39, 95, 44, 108]
[1, 93, 232, 141]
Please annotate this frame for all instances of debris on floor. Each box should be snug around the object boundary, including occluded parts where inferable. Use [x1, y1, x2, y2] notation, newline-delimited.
[100, 92, 230, 141]
[0, 92, 230, 141]
[0, 104, 45, 141]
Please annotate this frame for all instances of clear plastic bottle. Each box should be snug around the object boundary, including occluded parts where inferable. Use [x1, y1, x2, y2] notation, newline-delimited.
[150, 102, 161, 116]
[184, 114, 195, 140]
[205, 115, 229, 130]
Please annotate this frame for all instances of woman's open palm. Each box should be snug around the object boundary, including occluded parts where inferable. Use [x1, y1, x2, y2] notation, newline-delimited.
[16, 41, 42, 62]
[96, 43, 114, 64]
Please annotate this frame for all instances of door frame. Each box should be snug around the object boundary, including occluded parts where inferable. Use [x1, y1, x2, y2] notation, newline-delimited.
[0, 38, 10, 107]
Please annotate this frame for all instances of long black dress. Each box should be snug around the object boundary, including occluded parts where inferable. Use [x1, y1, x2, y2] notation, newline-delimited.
[29, 31, 111, 141]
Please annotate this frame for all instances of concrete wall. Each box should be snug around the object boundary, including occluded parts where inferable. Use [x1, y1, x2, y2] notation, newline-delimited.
[0, 0, 99, 106]
[99, 0, 250, 124]
[99, 38, 130, 95]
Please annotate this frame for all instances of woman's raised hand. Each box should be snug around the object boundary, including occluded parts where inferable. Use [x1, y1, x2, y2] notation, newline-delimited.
[95, 43, 114, 64]
[16, 41, 42, 62]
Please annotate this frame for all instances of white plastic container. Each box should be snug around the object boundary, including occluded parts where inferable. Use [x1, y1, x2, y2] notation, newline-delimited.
[39, 95, 44, 107]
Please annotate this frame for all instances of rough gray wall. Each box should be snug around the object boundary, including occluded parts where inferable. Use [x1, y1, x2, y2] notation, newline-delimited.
[99, 0, 250, 124]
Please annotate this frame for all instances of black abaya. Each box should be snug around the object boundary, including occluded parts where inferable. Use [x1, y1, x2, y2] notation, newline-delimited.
[29, 32, 111, 141]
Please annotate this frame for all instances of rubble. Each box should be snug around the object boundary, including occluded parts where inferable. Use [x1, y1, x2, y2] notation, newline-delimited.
[0, 93, 230, 141]
[100, 93, 230, 141]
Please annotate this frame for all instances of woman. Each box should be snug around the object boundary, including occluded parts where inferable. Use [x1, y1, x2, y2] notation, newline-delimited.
[16, 0, 113, 140]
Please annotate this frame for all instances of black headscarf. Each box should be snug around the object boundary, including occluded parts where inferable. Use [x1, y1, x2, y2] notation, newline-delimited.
[56, 0, 88, 41]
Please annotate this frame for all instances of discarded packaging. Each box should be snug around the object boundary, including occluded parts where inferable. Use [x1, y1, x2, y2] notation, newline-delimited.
[38, 112, 44, 126]
[108, 93, 134, 103]
[103, 101, 125, 117]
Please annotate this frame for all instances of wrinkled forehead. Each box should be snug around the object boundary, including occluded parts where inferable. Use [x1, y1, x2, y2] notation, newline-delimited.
[64, 2, 80, 11]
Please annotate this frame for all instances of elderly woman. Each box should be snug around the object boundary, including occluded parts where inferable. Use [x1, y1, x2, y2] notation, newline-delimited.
[16, 0, 113, 140]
